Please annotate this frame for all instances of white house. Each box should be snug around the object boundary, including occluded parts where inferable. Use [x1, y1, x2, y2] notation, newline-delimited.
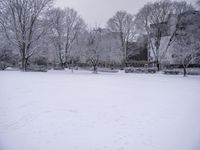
[148, 14, 178, 66]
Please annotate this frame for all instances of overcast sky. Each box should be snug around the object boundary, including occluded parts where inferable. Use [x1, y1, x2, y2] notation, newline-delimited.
[55, 0, 195, 27]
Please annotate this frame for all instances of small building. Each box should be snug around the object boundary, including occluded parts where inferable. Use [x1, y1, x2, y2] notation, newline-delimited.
[148, 14, 178, 66]
[148, 11, 200, 67]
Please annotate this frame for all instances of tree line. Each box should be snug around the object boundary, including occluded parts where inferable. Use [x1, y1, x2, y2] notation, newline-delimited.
[0, 0, 199, 73]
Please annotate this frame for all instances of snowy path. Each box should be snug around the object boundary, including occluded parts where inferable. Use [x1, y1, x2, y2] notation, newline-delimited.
[0, 70, 200, 150]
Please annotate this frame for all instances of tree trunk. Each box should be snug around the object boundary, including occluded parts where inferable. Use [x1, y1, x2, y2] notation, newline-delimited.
[71, 59, 74, 73]
[21, 48, 26, 71]
[183, 67, 187, 77]
[22, 58, 26, 72]
[21, 57, 29, 72]
[156, 59, 160, 72]
[25, 58, 28, 71]
[93, 64, 98, 74]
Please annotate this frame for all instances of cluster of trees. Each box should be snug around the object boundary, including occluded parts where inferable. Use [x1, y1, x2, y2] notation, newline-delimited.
[172, 11, 200, 76]
[135, 0, 196, 71]
[0, 0, 199, 73]
[0, 0, 124, 72]
[0, 0, 54, 71]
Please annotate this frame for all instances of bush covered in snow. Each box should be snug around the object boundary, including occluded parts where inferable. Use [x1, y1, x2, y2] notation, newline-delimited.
[125, 67, 157, 74]
[163, 68, 200, 76]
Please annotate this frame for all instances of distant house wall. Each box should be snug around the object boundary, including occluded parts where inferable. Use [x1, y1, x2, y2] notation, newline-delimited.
[148, 11, 200, 67]
[148, 14, 178, 66]
[149, 36, 176, 65]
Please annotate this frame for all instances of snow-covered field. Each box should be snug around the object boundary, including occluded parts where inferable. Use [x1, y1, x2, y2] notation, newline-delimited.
[0, 70, 200, 150]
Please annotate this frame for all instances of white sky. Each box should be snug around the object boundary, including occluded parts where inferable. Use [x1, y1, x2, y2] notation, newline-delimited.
[55, 0, 196, 27]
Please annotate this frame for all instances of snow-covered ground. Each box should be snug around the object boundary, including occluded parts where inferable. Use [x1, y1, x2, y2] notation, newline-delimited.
[0, 70, 200, 150]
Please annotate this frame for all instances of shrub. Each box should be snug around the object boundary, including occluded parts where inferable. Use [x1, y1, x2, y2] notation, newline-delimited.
[125, 67, 157, 74]
[163, 70, 181, 75]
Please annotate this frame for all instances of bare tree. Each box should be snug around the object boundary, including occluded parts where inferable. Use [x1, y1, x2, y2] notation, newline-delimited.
[0, 0, 53, 71]
[173, 11, 200, 76]
[173, 1, 194, 15]
[49, 7, 85, 69]
[86, 28, 103, 74]
[173, 37, 200, 76]
[161, 1, 194, 57]
[107, 11, 136, 67]
[136, 1, 171, 71]
[48, 8, 66, 68]
[135, 0, 193, 71]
